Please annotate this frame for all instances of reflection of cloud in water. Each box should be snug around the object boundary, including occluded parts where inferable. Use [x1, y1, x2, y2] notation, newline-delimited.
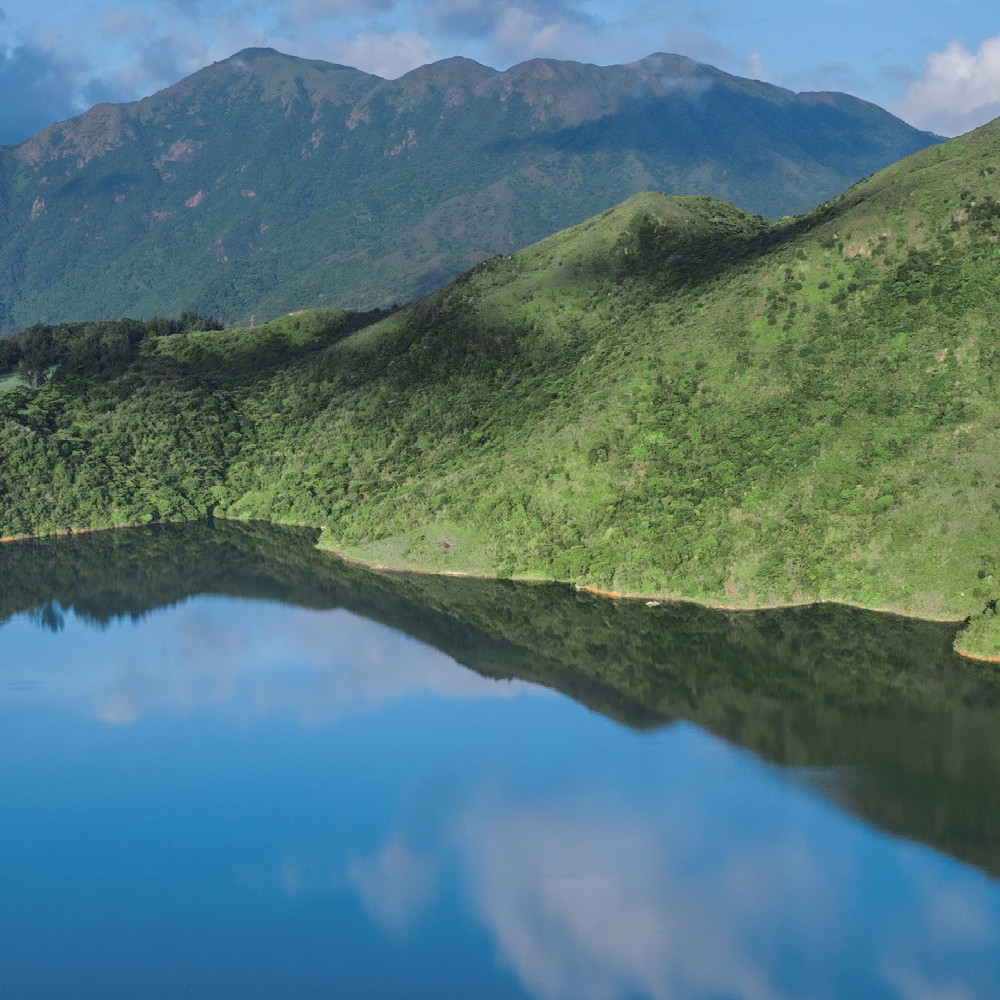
[880, 860, 998, 1000]
[2, 598, 540, 725]
[197, 716, 999, 998]
[453, 780, 1000, 1000]
[348, 836, 437, 932]
[456, 795, 782, 1000]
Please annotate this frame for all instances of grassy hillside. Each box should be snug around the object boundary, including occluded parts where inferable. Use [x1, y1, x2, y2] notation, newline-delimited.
[1, 118, 999, 655]
[0, 48, 936, 331]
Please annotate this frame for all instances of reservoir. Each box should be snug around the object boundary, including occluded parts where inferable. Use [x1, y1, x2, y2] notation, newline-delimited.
[2, 521, 999, 998]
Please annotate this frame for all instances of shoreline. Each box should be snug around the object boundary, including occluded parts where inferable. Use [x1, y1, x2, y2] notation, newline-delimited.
[1, 522, 149, 545]
[571, 583, 968, 621]
[3, 517, 993, 662]
[957, 651, 1000, 663]
[316, 544, 966, 621]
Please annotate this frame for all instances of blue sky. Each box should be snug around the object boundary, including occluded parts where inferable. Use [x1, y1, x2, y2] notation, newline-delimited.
[0, 1, 998, 143]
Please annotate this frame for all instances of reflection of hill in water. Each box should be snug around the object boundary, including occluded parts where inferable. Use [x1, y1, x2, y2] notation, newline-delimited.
[3, 520, 999, 876]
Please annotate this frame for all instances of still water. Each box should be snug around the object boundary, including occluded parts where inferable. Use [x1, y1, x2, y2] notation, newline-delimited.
[2, 522, 1000, 998]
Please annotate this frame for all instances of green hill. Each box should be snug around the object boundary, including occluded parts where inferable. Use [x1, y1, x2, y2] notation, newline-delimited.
[0, 47, 937, 331]
[1, 117, 999, 656]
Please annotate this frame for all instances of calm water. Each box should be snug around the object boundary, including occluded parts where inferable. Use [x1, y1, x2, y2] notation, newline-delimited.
[2, 522, 1000, 999]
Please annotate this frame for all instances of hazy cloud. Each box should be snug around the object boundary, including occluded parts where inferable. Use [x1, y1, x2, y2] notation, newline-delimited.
[285, 0, 401, 22]
[92, 1, 435, 82]
[879, 863, 1000, 1000]
[82, 29, 212, 105]
[654, 27, 751, 75]
[632, 34, 787, 91]
[891, 34, 1000, 136]
[456, 795, 803, 1000]
[777, 60, 866, 95]
[493, 6, 591, 62]
[428, 0, 599, 65]
[101, 9, 158, 40]
[744, 50, 768, 81]
[321, 30, 440, 78]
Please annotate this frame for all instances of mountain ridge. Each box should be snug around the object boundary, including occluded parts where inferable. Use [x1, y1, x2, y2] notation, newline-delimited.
[0, 47, 938, 330]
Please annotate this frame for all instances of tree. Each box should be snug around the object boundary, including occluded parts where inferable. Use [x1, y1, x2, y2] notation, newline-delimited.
[14, 326, 58, 387]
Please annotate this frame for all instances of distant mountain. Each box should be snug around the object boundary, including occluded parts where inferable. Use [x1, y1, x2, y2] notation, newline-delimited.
[0, 47, 938, 330]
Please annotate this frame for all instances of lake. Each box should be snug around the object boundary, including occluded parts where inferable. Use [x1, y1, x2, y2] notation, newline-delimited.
[2, 521, 1000, 998]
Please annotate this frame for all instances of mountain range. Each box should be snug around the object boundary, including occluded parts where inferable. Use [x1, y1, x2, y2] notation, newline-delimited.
[0, 46, 938, 331]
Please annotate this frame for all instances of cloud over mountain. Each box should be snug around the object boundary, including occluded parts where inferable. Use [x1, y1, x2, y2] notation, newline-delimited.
[891, 33, 1000, 136]
[0, 42, 80, 143]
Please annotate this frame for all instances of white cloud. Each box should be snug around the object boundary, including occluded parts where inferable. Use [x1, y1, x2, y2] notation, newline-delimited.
[320, 31, 441, 78]
[891, 34, 1000, 136]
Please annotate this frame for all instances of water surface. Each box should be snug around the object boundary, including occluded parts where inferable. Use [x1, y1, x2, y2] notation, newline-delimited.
[2, 522, 999, 998]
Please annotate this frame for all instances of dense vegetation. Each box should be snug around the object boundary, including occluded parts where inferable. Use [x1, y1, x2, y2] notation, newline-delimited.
[0, 48, 937, 331]
[2, 118, 999, 656]
[3, 520, 999, 876]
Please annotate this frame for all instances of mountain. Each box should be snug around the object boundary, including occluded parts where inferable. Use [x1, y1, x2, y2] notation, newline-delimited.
[0, 47, 938, 331]
[2, 115, 999, 656]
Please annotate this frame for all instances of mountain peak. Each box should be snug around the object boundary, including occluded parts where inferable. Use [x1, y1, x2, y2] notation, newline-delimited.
[234, 46, 280, 58]
[224, 46, 283, 63]
[394, 55, 496, 90]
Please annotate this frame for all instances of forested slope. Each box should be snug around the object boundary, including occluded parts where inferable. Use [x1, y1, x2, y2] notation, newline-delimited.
[2, 118, 999, 655]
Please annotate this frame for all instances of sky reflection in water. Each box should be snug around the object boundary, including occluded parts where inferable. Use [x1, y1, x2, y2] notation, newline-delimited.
[2, 596, 999, 999]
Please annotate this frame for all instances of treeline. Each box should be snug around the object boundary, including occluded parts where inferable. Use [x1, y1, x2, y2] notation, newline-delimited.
[0, 313, 224, 386]
[0, 305, 397, 538]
